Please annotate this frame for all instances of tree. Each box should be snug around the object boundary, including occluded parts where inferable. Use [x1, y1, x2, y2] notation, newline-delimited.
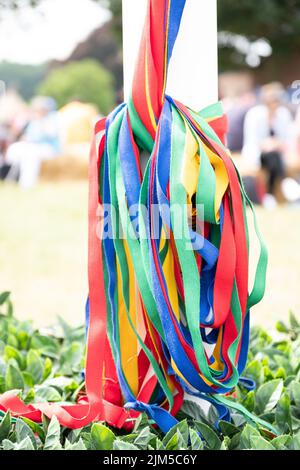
[0, 61, 46, 100]
[218, 0, 300, 71]
[38, 59, 115, 114]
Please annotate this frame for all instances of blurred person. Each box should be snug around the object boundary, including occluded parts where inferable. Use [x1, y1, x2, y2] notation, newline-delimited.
[5, 96, 61, 188]
[242, 82, 300, 205]
[220, 72, 256, 153]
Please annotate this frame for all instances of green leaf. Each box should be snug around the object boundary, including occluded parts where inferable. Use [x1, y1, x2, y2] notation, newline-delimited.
[2, 439, 15, 450]
[241, 390, 255, 412]
[26, 350, 44, 384]
[35, 386, 62, 402]
[275, 393, 292, 434]
[4, 346, 24, 369]
[291, 381, 300, 408]
[0, 411, 11, 441]
[17, 331, 29, 351]
[42, 358, 52, 381]
[3, 436, 35, 450]
[271, 435, 292, 450]
[113, 440, 139, 450]
[276, 321, 289, 333]
[5, 364, 24, 390]
[250, 435, 275, 450]
[64, 438, 87, 450]
[15, 419, 37, 449]
[219, 420, 240, 437]
[134, 426, 154, 449]
[181, 399, 206, 421]
[132, 412, 149, 432]
[255, 379, 283, 414]
[291, 431, 300, 450]
[43, 416, 62, 450]
[165, 432, 179, 450]
[245, 360, 264, 387]
[189, 428, 203, 450]
[22, 372, 34, 388]
[91, 423, 115, 450]
[194, 421, 222, 450]
[0, 292, 10, 306]
[220, 436, 231, 450]
[30, 334, 59, 358]
[155, 438, 165, 450]
[289, 311, 300, 329]
[240, 423, 260, 450]
[22, 417, 45, 442]
[162, 419, 189, 448]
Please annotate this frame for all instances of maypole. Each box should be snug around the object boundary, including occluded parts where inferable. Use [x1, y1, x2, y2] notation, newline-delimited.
[0, 0, 274, 435]
[122, 0, 218, 109]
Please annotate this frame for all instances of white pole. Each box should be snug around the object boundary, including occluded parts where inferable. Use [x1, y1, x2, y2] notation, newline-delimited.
[122, 0, 218, 110]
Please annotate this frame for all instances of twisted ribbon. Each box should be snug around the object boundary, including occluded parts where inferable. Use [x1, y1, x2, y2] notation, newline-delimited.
[0, 0, 271, 434]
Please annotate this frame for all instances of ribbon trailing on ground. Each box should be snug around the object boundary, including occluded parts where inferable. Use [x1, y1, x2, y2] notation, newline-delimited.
[0, 0, 272, 434]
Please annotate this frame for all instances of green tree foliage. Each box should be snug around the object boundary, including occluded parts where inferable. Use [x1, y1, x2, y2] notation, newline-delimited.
[0, 61, 46, 100]
[218, 0, 300, 71]
[38, 59, 115, 114]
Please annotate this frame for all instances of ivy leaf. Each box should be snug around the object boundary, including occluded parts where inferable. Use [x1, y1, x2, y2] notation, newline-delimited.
[289, 311, 299, 329]
[275, 393, 292, 434]
[220, 436, 231, 450]
[22, 417, 45, 442]
[245, 360, 264, 387]
[255, 379, 283, 414]
[241, 390, 255, 412]
[0, 411, 11, 441]
[4, 346, 24, 369]
[35, 386, 62, 402]
[162, 420, 189, 448]
[291, 431, 300, 450]
[194, 421, 222, 450]
[3, 436, 35, 450]
[133, 426, 154, 449]
[113, 440, 139, 450]
[155, 438, 165, 450]
[43, 416, 62, 450]
[250, 436, 276, 450]
[189, 428, 203, 450]
[291, 381, 300, 408]
[240, 423, 260, 450]
[91, 423, 115, 450]
[5, 364, 24, 390]
[219, 420, 240, 437]
[15, 419, 37, 449]
[271, 435, 292, 450]
[26, 350, 44, 384]
[64, 438, 87, 450]
[0, 292, 10, 306]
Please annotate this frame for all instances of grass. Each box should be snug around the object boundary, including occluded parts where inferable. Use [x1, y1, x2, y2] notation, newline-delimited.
[0, 181, 299, 328]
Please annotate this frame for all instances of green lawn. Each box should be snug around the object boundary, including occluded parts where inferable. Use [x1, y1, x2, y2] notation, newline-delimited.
[0, 181, 299, 328]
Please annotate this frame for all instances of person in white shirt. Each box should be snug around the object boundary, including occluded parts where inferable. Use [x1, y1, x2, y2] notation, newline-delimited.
[5, 96, 61, 189]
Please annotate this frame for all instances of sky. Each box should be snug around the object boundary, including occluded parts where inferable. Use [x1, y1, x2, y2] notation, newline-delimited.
[0, 0, 111, 64]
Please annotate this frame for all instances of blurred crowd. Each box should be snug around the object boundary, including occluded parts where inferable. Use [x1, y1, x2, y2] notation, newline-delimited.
[222, 75, 300, 207]
[1, 78, 300, 207]
[0, 92, 98, 188]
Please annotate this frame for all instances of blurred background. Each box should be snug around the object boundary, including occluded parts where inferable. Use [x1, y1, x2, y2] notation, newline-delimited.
[0, 0, 300, 328]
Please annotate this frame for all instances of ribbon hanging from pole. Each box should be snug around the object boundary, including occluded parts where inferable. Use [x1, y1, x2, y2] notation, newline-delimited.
[0, 0, 271, 434]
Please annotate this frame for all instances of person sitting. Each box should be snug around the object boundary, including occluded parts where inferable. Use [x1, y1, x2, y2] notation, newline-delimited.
[242, 82, 300, 205]
[5, 96, 61, 188]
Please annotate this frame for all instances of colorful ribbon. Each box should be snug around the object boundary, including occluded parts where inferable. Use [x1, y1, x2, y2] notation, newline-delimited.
[0, 0, 269, 434]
